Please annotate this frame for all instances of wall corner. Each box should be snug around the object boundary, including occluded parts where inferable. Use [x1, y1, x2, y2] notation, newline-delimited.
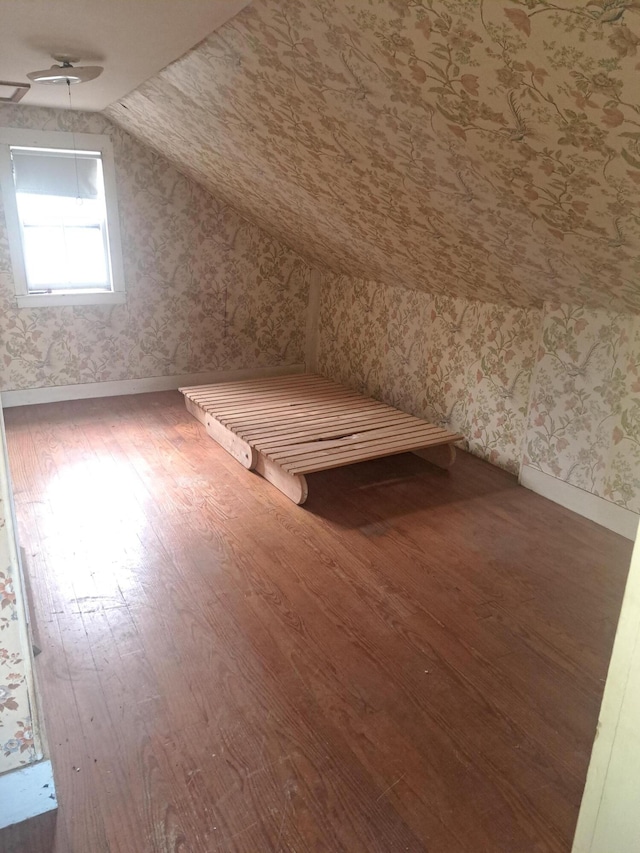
[305, 268, 322, 373]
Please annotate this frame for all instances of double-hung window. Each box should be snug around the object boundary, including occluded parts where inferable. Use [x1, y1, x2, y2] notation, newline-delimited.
[0, 129, 125, 307]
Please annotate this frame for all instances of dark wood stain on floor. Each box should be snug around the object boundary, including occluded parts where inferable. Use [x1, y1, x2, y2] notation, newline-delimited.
[3, 391, 632, 853]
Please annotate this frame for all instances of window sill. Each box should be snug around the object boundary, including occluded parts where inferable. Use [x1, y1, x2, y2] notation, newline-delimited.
[16, 291, 126, 308]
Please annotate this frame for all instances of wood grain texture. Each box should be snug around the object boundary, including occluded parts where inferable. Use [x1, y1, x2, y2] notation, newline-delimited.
[180, 375, 461, 501]
[254, 453, 308, 506]
[0, 810, 58, 853]
[3, 391, 632, 853]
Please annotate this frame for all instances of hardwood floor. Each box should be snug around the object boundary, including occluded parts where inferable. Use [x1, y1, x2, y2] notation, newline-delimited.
[3, 391, 632, 853]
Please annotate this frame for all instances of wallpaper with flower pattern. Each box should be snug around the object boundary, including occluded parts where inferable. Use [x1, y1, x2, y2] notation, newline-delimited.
[107, 0, 640, 312]
[318, 273, 541, 474]
[0, 430, 37, 774]
[319, 272, 640, 513]
[0, 106, 310, 392]
[524, 304, 640, 513]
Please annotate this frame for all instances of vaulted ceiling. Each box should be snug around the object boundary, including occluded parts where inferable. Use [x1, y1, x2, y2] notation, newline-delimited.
[106, 0, 640, 312]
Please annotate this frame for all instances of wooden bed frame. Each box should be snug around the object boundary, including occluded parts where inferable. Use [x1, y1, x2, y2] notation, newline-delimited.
[179, 374, 462, 505]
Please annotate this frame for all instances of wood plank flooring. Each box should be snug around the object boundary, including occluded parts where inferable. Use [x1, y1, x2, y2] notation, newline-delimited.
[3, 391, 632, 853]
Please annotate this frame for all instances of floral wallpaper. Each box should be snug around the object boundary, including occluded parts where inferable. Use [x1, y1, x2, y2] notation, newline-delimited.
[107, 0, 640, 312]
[319, 274, 640, 514]
[524, 304, 640, 514]
[0, 106, 310, 392]
[0, 415, 37, 774]
[318, 273, 541, 474]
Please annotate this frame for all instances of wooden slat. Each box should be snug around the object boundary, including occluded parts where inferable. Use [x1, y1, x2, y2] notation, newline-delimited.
[217, 402, 388, 431]
[178, 372, 318, 395]
[248, 411, 421, 446]
[268, 433, 451, 471]
[224, 398, 391, 431]
[262, 422, 447, 460]
[278, 430, 456, 472]
[205, 387, 366, 417]
[181, 376, 461, 501]
[284, 432, 461, 474]
[184, 373, 335, 398]
[186, 378, 333, 406]
[243, 409, 412, 438]
[214, 391, 389, 416]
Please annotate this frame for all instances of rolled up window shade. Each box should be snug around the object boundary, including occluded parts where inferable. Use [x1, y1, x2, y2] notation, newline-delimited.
[11, 148, 100, 199]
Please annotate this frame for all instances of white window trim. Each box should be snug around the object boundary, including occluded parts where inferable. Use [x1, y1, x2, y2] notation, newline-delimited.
[0, 127, 126, 308]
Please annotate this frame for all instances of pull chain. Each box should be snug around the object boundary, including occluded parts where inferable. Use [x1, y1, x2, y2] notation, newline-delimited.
[67, 79, 82, 204]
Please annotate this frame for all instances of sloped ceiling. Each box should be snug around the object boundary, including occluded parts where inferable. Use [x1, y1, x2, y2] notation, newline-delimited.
[106, 0, 640, 311]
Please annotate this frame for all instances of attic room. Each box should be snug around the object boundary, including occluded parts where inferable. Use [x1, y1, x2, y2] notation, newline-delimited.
[1, 0, 640, 851]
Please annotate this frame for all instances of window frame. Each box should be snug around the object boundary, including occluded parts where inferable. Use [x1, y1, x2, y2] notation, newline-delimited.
[0, 128, 126, 308]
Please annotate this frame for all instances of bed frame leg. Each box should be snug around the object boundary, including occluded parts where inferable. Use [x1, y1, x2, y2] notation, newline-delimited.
[184, 397, 207, 426]
[254, 453, 308, 505]
[185, 398, 258, 470]
[413, 443, 456, 470]
[183, 397, 258, 469]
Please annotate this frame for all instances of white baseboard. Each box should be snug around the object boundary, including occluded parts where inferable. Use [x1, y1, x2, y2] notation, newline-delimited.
[0, 759, 56, 829]
[520, 465, 639, 541]
[0, 364, 305, 408]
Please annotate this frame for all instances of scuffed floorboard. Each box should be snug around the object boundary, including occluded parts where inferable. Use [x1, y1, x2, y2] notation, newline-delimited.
[3, 391, 632, 853]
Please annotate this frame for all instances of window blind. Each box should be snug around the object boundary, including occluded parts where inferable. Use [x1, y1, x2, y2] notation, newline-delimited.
[11, 147, 100, 199]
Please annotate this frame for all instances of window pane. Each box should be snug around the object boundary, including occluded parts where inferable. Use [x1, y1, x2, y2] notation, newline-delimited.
[17, 193, 104, 225]
[22, 226, 68, 286]
[65, 227, 108, 286]
[15, 191, 112, 293]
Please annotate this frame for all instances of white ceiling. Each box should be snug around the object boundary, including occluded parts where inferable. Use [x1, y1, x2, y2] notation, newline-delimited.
[0, 0, 251, 112]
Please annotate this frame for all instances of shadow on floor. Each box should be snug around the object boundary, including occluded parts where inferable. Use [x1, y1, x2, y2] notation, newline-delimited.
[303, 449, 519, 530]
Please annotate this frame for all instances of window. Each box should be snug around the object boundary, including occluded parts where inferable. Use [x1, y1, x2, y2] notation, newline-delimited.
[0, 129, 125, 307]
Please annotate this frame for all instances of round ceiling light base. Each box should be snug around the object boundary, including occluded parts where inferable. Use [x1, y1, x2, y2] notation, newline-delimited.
[27, 59, 103, 86]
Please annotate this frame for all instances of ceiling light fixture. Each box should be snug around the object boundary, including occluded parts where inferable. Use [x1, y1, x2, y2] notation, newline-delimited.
[27, 55, 103, 86]
[24, 54, 103, 200]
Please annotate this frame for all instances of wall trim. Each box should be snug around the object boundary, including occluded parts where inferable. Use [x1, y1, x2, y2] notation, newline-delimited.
[0, 759, 57, 830]
[0, 364, 305, 408]
[520, 464, 639, 541]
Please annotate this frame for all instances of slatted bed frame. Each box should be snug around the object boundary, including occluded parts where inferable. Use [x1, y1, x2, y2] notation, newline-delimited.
[179, 374, 462, 505]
